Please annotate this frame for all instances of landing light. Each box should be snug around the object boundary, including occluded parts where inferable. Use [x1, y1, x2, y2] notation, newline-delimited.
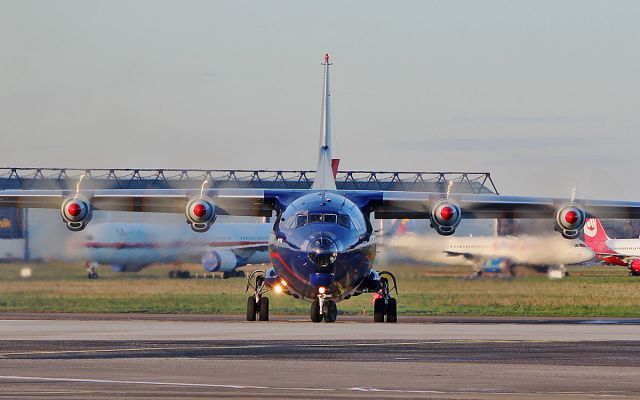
[280, 279, 288, 287]
[274, 284, 283, 294]
[318, 287, 326, 294]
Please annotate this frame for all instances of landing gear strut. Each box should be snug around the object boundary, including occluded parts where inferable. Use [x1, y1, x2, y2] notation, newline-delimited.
[373, 271, 398, 323]
[85, 262, 98, 280]
[310, 296, 337, 323]
[245, 270, 270, 321]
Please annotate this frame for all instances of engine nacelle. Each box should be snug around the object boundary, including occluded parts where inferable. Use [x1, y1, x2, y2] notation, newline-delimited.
[554, 202, 586, 239]
[202, 250, 240, 272]
[186, 196, 216, 232]
[430, 199, 461, 236]
[60, 195, 92, 231]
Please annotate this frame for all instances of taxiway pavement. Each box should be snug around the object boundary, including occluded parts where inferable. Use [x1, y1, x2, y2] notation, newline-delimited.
[1, 315, 640, 399]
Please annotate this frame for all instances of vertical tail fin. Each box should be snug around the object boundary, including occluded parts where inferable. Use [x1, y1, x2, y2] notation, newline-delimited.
[312, 53, 337, 190]
[584, 218, 611, 251]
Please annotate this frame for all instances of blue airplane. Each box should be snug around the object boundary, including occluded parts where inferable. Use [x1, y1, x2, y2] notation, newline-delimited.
[3, 53, 640, 323]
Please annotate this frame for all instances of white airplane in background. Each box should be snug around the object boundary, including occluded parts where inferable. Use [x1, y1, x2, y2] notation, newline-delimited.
[69, 222, 270, 279]
[584, 218, 640, 276]
[385, 231, 594, 279]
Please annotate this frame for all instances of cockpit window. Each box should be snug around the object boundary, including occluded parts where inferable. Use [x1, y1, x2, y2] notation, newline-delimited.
[291, 212, 352, 229]
[324, 214, 337, 224]
[295, 214, 307, 227]
[337, 214, 350, 228]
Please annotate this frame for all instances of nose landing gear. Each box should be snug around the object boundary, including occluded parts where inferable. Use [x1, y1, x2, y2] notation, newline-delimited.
[373, 271, 398, 323]
[310, 294, 337, 323]
[245, 270, 270, 321]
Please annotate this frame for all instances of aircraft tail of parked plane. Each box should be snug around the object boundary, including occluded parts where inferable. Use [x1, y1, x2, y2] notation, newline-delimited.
[583, 218, 640, 274]
[583, 218, 611, 251]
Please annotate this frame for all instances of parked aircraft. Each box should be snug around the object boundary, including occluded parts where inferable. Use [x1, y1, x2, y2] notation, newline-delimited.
[584, 218, 640, 276]
[3, 54, 640, 323]
[70, 222, 270, 279]
[385, 231, 594, 279]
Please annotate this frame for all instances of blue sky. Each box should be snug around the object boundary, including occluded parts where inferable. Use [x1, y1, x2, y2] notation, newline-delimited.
[1, 0, 639, 199]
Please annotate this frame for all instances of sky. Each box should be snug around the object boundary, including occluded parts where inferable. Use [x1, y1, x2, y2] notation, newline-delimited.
[1, 0, 639, 199]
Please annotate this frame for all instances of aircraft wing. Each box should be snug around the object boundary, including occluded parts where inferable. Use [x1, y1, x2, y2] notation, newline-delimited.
[373, 192, 640, 219]
[5, 189, 640, 218]
[0, 189, 274, 216]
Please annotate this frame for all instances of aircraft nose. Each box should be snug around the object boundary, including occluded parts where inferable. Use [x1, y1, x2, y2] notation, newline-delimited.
[582, 248, 595, 261]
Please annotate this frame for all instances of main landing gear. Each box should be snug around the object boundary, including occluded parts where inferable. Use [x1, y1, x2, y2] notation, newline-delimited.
[310, 295, 337, 323]
[85, 262, 98, 279]
[373, 271, 398, 323]
[245, 270, 270, 321]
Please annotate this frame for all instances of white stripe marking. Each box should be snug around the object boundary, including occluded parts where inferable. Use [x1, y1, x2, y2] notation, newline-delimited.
[0, 376, 626, 397]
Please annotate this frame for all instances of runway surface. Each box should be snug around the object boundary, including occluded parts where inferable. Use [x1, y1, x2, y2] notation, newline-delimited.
[2, 314, 640, 399]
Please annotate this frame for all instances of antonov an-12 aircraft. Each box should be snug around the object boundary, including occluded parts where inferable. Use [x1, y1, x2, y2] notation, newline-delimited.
[3, 54, 640, 323]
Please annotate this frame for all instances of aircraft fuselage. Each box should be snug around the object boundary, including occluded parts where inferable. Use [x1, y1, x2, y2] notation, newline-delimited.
[269, 192, 377, 301]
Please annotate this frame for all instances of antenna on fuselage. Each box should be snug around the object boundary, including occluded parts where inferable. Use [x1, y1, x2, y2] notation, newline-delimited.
[312, 53, 337, 191]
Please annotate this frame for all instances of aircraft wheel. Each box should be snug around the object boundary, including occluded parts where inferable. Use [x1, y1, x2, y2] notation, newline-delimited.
[385, 298, 397, 323]
[323, 300, 337, 323]
[258, 297, 269, 321]
[87, 272, 98, 279]
[373, 298, 385, 323]
[168, 270, 176, 279]
[222, 271, 230, 279]
[246, 296, 257, 321]
[310, 299, 322, 323]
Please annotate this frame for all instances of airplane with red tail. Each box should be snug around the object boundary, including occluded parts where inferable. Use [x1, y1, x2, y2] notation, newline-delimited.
[584, 218, 640, 276]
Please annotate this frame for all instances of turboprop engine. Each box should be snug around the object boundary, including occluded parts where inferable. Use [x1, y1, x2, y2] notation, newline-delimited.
[60, 195, 92, 231]
[554, 202, 586, 239]
[185, 197, 216, 232]
[430, 199, 461, 236]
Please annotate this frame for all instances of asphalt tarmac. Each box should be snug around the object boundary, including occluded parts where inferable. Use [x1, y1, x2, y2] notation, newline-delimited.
[2, 314, 640, 399]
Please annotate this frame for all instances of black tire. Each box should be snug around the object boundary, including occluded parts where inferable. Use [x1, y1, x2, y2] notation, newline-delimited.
[323, 300, 337, 323]
[310, 299, 322, 323]
[246, 296, 257, 321]
[168, 270, 176, 279]
[222, 271, 230, 279]
[92, 272, 98, 279]
[258, 297, 269, 321]
[373, 298, 385, 323]
[385, 298, 397, 323]
[178, 271, 190, 279]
